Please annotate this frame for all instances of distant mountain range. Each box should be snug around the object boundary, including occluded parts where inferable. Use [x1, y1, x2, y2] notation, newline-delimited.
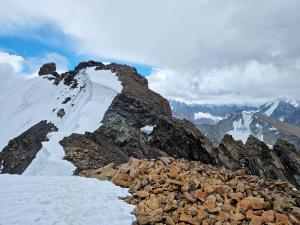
[170, 99, 300, 148]
[170, 100, 257, 125]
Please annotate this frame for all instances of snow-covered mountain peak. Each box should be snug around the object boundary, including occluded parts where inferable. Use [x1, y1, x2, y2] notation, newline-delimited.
[258, 98, 299, 122]
[0, 62, 123, 175]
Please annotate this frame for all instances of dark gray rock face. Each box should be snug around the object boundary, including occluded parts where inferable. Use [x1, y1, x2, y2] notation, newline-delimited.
[216, 134, 249, 171]
[149, 116, 215, 164]
[38, 62, 56, 76]
[215, 134, 299, 188]
[0, 121, 57, 174]
[59, 61, 215, 173]
[273, 139, 300, 187]
[59, 133, 129, 175]
[244, 135, 287, 181]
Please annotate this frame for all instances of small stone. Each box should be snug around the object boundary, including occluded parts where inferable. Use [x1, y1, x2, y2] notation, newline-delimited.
[230, 192, 243, 202]
[203, 183, 215, 193]
[183, 192, 196, 203]
[275, 212, 289, 224]
[166, 216, 176, 225]
[194, 190, 207, 201]
[215, 185, 231, 194]
[196, 209, 208, 221]
[253, 210, 263, 216]
[216, 212, 230, 222]
[135, 208, 163, 225]
[206, 199, 217, 213]
[291, 207, 300, 219]
[237, 197, 267, 211]
[221, 203, 232, 212]
[261, 210, 274, 223]
[251, 215, 263, 225]
[236, 181, 246, 192]
[57, 108, 65, 118]
[246, 210, 254, 220]
[134, 190, 150, 198]
[160, 157, 172, 165]
[168, 166, 180, 178]
[289, 214, 300, 225]
[230, 212, 244, 221]
[186, 206, 198, 216]
[179, 213, 198, 225]
[145, 196, 160, 210]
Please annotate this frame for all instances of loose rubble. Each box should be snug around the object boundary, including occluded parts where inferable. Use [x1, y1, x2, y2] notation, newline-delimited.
[85, 157, 300, 225]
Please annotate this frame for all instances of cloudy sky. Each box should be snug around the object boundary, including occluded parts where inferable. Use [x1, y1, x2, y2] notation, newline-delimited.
[0, 0, 299, 104]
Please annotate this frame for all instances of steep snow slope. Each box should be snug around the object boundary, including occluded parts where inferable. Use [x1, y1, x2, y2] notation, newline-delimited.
[228, 111, 257, 143]
[0, 174, 135, 225]
[0, 66, 122, 175]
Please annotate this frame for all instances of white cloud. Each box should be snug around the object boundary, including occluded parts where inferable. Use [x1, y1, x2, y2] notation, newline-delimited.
[24, 52, 69, 74]
[0, 0, 299, 103]
[149, 60, 300, 104]
[0, 51, 23, 73]
[0, 51, 24, 96]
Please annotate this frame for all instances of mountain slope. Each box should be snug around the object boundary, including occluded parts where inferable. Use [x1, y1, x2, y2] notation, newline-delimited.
[200, 110, 300, 149]
[0, 64, 123, 175]
[170, 100, 257, 125]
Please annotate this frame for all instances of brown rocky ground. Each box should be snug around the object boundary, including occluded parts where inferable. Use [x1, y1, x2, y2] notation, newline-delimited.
[82, 157, 300, 225]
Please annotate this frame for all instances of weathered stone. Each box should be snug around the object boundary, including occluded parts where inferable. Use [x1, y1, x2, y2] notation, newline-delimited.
[237, 197, 267, 211]
[251, 215, 263, 225]
[166, 216, 176, 225]
[261, 210, 274, 223]
[291, 207, 300, 219]
[275, 212, 289, 224]
[38, 62, 56, 75]
[230, 212, 244, 221]
[57, 108, 65, 118]
[134, 208, 164, 225]
[196, 209, 208, 221]
[203, 183, 215, 193]
[179, 213, 198, 225]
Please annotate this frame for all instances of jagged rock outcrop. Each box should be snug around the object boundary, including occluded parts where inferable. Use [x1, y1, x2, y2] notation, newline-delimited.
[58, 61, 215, 172]
[273, 139, 300, 187]
[215, 134, 249, 171]
[38, 62, 56, 76]
[149, 116, 215, 164]
[0, 121, 57, 174]
[59, 133, 129, 175]
[244, 135, 287, 181]
[216, 134, 300, 188]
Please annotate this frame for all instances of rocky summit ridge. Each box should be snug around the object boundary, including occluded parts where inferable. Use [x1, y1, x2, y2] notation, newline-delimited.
[0, 60, 300, 224]
[85, 157, 300, 225]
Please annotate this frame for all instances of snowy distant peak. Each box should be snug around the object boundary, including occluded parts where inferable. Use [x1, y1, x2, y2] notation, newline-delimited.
[258, 98, 299, 122]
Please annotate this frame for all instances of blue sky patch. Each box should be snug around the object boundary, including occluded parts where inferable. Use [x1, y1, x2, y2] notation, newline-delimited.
[0, 23, 153, 76]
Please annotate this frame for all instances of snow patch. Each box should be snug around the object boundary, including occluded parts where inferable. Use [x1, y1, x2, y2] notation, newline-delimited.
[269, 126, 277, 131]
[141, 125, 155, 135]
[264, 100, 280, 116]
[0, 174, 135, 225]
[228, 111, 253, 143]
